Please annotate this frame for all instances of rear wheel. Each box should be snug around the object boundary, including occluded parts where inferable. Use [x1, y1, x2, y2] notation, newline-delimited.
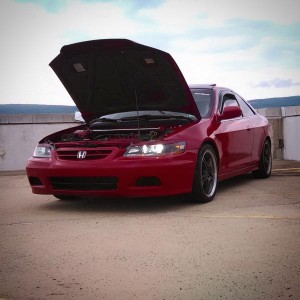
[191, 145, 218, 203]
[253, 139, 272, 178]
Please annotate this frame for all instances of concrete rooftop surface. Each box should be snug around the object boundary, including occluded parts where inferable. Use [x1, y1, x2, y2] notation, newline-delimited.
[0, 160, 299, 299]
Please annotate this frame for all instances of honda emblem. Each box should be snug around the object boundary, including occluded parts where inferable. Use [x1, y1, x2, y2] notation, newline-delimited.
[77, 151, 87, 159]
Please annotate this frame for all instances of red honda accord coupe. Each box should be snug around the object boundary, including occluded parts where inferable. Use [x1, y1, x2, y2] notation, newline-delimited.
[26, 39, 272, 203]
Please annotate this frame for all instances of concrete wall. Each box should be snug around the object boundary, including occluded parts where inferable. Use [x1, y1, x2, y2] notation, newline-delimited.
[283, 116, 300, 160]
[0, 114, 79, 171]
[256, 106, 300, 161]
[282, 106, 300, 160]
[1, 107, 300, 171]
[256, 108, 284, 160]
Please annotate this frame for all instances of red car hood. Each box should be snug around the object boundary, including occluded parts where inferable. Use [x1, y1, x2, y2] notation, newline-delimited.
[50, 39, 200, 123]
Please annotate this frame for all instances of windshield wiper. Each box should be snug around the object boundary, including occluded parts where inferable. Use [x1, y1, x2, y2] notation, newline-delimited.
[159, 111, 198, 121]
[89, 117, 118, 125]
[119, 114, 165, 121]
[120, 114, 196, 122]
[165, 115, 197, 121]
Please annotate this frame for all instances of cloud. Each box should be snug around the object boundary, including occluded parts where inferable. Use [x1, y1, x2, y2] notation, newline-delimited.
[15, 0, 68, 13]
[252, 79, 300, 89]
[135, 2, 300, 74]
[15, 0, 165, 14]
[2, 0, 300, 104]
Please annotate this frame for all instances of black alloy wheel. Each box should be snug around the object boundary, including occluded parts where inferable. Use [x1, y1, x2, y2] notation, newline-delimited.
[192, 144, 218, 203]
[253, 139, 272, 178]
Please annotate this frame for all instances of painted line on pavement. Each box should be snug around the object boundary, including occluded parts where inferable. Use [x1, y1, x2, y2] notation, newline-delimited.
[202, 215, 300, 220]
[272, 168, 300, 172]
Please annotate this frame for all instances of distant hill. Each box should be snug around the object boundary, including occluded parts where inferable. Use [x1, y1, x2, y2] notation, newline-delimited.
[0, 104, 77, 114]
[248, 96, 300, 109]
[0, 96, 300, 114]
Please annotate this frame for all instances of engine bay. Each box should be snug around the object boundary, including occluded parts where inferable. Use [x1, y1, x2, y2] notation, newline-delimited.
[56, 124, 179, 148]
[43, 122, 194, 152]
[41, 111, 197, 149]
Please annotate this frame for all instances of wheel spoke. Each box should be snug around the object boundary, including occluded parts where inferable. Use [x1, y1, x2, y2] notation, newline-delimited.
[202, 176, 210, 194]
[203, 157, 210, 171]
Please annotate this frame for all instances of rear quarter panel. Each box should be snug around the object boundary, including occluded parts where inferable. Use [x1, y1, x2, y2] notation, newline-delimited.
[248, 114, 270, 163]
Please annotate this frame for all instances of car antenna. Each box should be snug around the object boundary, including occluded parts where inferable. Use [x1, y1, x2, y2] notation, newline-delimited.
[121, 49, 141, 139]
[134, 87, 141, 139]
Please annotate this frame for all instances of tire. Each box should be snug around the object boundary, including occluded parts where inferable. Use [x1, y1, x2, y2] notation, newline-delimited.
[53, 194, 81, 201]
[253, 139, 272, 178]
[191, 144, 218, 203]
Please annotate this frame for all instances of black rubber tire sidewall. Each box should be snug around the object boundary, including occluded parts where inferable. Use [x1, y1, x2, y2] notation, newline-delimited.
[192, 144, 218, 203]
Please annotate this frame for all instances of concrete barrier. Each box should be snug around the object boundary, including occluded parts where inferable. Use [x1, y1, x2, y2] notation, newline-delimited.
[1, 107, 300, 171]
[0, 114, 79, 171]
[256, 106, 300, 161]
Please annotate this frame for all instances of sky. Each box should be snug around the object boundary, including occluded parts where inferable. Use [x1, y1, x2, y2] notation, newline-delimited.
[0, 0, 299, 106]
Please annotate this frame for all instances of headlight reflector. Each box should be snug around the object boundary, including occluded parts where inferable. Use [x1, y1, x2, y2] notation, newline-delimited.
[33, 146, 51, 158]
[124, 141, 186, 157]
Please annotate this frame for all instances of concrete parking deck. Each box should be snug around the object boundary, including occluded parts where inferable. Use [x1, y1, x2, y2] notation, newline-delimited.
[0, 160, 300, 299]
[272, 159, 300, 175]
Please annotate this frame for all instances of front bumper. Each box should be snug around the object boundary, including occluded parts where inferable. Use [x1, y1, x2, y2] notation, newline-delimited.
[26, 150, 197, 198]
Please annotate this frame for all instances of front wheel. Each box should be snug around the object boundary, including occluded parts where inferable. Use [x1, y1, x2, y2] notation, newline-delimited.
[253, 139, 272, 178]
[191, 145, 218, 203]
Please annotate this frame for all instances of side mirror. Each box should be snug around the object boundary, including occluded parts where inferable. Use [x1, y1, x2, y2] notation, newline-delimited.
[218, 106, 242, 121]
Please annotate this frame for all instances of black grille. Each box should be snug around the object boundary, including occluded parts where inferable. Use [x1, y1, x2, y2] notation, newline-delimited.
[50, 177, 118, 191]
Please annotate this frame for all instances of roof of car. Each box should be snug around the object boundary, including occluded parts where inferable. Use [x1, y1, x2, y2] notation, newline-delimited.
[189, 84, 232, 92]
[189, 84, 216, 89]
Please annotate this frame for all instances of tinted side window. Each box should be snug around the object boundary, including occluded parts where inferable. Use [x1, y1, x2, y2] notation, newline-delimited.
[221, 93, 239, 113]
[235, 94, 255, 117]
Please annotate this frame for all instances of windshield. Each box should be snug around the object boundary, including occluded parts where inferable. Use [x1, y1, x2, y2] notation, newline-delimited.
[190, 89, 213, 118]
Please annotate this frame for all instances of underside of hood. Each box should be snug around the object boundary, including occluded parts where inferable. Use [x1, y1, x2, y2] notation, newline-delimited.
[50, 39, 200, 123]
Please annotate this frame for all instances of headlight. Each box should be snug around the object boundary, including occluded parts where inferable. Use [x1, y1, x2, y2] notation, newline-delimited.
[33, 145, 51, 158]
[124, 141, 186, 157]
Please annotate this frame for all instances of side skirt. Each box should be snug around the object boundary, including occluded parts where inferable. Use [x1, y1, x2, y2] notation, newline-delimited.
[218, 163, 259, 182]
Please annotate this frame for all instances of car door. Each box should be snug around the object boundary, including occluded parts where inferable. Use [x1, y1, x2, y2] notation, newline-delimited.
[235, 93, 266, 163]
[215, 91, 254, 175]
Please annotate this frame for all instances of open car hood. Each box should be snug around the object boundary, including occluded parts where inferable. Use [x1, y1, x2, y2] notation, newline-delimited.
[50, 39, 200, 123]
